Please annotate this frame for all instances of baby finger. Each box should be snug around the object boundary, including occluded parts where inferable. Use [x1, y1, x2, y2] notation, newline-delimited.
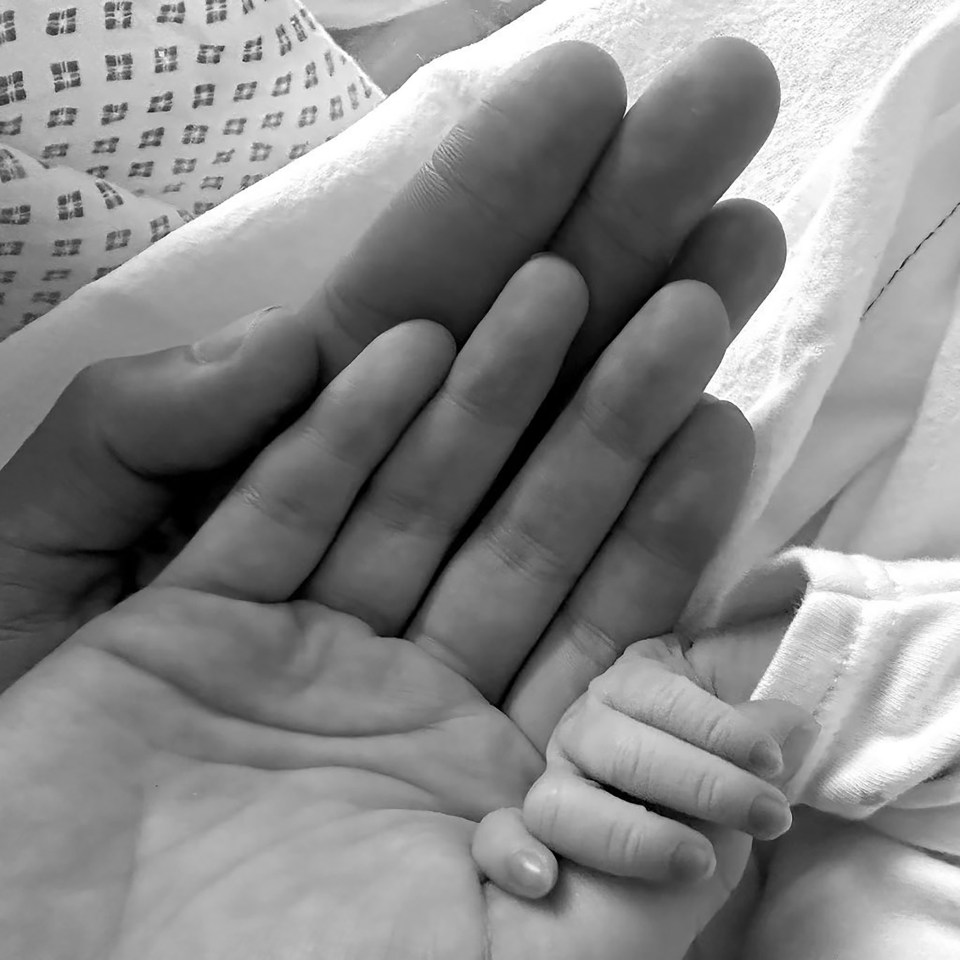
[563, 699, 793, 840]
[523, 772, 717, 883]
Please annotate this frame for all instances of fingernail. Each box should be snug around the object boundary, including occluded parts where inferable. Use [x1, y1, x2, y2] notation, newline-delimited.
[781, 719, 822, 774]
[191, 305, 283, 363]
[749, 793, 792, 840]
[509, 850, 553, 896]
[671, 842, 716, 882]
[748, 739, 783, 779]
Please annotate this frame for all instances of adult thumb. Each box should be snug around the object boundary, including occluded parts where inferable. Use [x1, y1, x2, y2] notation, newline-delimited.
[0, 305, 321, 662]
[0, 305, 321, 553]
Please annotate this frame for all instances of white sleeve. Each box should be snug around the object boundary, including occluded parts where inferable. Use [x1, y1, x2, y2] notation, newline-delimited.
[713, 548, 960, 858]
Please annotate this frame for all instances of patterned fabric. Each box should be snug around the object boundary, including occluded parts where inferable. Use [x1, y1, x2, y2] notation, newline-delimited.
[0, 0, 383, 340]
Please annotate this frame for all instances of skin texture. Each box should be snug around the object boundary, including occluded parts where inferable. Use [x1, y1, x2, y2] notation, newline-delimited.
[0, 40, 785, 689]
[0, 264, 757, 959]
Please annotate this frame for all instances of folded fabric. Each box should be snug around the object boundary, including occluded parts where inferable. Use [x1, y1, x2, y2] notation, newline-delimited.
[699, 549, 960, 857]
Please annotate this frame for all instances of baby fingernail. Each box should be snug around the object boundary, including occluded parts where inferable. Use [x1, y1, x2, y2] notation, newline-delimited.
[748, 739, 783, 778]
[509, 850, 553, 896]
[191, 305, 283, 363]
[671, 842, 716, 882]
[749, 793, 792, 839]
[781, 719, 822, 774]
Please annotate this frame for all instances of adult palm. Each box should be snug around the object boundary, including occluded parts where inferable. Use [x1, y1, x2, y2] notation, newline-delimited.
[0, 39, 784, 689]
[1, 584, 748, 960]
[1, 268, 753, 960]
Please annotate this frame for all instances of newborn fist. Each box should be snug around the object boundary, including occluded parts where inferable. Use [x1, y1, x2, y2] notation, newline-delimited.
[473, 635, 820, 899]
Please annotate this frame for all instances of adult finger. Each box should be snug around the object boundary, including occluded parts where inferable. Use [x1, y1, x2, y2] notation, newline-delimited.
[455, 45, 782, 517]
[158, 322, 454, 601]
[409, 281, 727, 700]
[549, 37, 781, 383]
[665, 198, 787, 338]
[590, 653, 786, 779]
[561, 702, 793, 841]
[303, 256, 587, 634]
[523, 771, 718, 883]
[0, 307, 320, 640]
[306, 40, 781, 377]
[506, 397, 754, 750]
[307, 42, 627, 373]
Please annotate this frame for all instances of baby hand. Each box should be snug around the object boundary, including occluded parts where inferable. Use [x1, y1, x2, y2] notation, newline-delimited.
[474, 635, 820, 898]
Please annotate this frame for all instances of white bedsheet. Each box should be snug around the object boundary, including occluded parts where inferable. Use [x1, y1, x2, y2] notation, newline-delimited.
[0, 0, 948, 467]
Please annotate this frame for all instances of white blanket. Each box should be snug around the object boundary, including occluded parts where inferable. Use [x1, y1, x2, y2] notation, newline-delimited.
[0, 0, 947, 465]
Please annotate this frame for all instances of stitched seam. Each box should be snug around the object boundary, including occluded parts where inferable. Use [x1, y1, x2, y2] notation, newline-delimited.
[863, 197, 960, 320]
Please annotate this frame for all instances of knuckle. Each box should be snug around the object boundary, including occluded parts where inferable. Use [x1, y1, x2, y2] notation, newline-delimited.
[523, 775, 565, 841]
[599, 812, 638, 869]
[232, 470, 329, 537]
[297, 404, 362, 468]
[232, 477, 292, 525]
[608, 738, 647, 794]
[482, 517, 572, 587]
[440, 373, 519, 432]
[645, 671, 689, 729]
[579, 177, 673, 280]
[578, 389, 650, 463]
[562, 610, 622, 678]
[613, 816, 657, 871]
[697, 708, 734, 754]
[422, 121, 537, 248]
[620, 509, 703, 582]
[367, 479, 457, 541]
[294, 414, 380, 490]
[688, 768, 725, 818]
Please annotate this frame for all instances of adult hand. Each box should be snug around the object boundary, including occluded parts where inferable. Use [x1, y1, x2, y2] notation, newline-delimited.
[0, 255, 753, 960]
[0, 39, 784, 683]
